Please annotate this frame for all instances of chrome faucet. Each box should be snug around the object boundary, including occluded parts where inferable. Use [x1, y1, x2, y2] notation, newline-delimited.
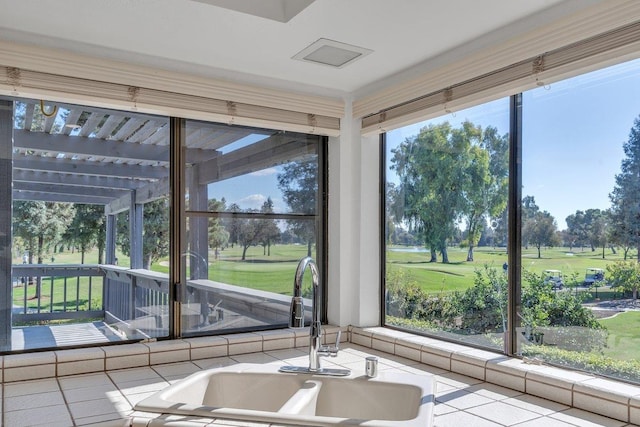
[280, 257, 350, 376]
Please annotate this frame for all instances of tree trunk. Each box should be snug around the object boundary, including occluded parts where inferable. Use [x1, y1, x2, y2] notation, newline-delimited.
[307, 240, 312, 258]
[429, 246, 437, 263]
[441, 247, 449, 263]
[602, 244, 605, 259]
[242, 245, 249, 261]
[466, 245, 474, 262]
[268, 242, 271, 256]
[537, 245, 541, 259]
[81, 249, 85, 264]
[610, 245, 617, 255]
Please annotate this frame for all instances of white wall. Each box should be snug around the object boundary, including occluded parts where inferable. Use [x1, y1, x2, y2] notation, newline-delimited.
[327, 98, 380, 327]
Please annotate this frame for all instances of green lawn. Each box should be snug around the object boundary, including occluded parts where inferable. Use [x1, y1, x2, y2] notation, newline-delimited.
[12, 276, 102, 313]
[206, 244, 314, 295]
[599, 311, 640, 360]
[387, 245, 632, 294]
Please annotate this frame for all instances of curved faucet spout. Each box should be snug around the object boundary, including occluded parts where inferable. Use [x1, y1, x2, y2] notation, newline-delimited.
[289, 256, 318, 329]
[281, 257, 350, 376]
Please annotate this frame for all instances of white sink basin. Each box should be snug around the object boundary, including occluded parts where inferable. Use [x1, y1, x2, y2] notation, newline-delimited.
[135, 363, 434, 426]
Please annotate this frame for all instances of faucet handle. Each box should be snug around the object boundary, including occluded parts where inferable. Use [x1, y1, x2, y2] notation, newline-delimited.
[333, 330, 342, 351]
[319, 330, 342, 357]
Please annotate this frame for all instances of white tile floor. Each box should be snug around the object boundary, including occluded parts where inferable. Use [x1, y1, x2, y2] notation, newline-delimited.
[1, 344, 636, 427]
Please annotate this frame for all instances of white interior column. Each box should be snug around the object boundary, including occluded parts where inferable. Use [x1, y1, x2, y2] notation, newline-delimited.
[327, 98, 380, 327]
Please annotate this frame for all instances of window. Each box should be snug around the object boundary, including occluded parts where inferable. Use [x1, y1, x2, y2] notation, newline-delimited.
[384, 98, 510, 351]
[383, 57, 640, 384]
[0, 98, 326, 352]
[519, 58, 640, 383]
[181, 120, 325, 335]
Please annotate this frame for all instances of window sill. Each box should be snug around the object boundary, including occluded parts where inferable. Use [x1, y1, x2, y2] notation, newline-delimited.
[351, 326, 640, 424]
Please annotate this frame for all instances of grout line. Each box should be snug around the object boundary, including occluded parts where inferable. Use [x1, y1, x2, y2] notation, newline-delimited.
[54, 376, 76, 427]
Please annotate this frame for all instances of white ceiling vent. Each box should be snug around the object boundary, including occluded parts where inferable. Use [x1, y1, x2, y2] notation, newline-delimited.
[293, 39, 373, 68]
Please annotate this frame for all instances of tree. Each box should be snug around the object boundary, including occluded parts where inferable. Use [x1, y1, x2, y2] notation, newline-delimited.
[225, 203, 241, 248]
[259, 197, 280, 256]
[13, 201, 74, 297]
[208, 199, 228, 258]
[566, 210, 588, 251]
[587, 209, 609, 259]
[462, 126, 509, 261]
[523, 210, 558, 258]
[607, 260, 640, 299]
[116, 198, 169, 269]
[236, 210, 264, 261]
[609, 115, 640, 262]
[277, 159, 317, 257]
[67, 204, 106, 264]
[391, 122, 472, 263]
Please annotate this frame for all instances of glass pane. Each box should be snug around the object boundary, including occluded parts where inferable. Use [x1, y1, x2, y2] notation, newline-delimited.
[185, 121, 319, 214]
[8, 98, 170, 350]
[182, 119, 322, 335]
[520, 58, 640, 383]
[384, 98, 510, 350]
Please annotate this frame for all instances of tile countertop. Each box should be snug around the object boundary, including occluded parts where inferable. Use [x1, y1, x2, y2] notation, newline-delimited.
[0, 326, 638, 427]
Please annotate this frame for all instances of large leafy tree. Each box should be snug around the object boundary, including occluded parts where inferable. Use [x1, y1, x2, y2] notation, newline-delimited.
[277, 159, 318, 257]
[609, 116, 640, 262]
[391, 122, 467, 263]
[391, 121, 506, 263]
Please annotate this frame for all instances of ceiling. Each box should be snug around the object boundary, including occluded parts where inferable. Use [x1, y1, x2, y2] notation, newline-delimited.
[0, 0, 600, 98]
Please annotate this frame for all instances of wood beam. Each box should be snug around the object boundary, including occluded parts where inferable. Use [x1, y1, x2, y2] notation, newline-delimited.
[14, 129, 169, 162]
[198, 133, 315, 184]
[105, 178, 169, 214]
[14, 169, 149, 190]
[13, 190, 110, 204]
[14, 129, 216, 164]
[13, 181, 129, 199]
[13, 154, 168, 179]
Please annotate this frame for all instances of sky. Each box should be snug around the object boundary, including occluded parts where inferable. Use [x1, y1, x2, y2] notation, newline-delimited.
[386, 57, 640, 230]
[208, 166, 288, 212]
